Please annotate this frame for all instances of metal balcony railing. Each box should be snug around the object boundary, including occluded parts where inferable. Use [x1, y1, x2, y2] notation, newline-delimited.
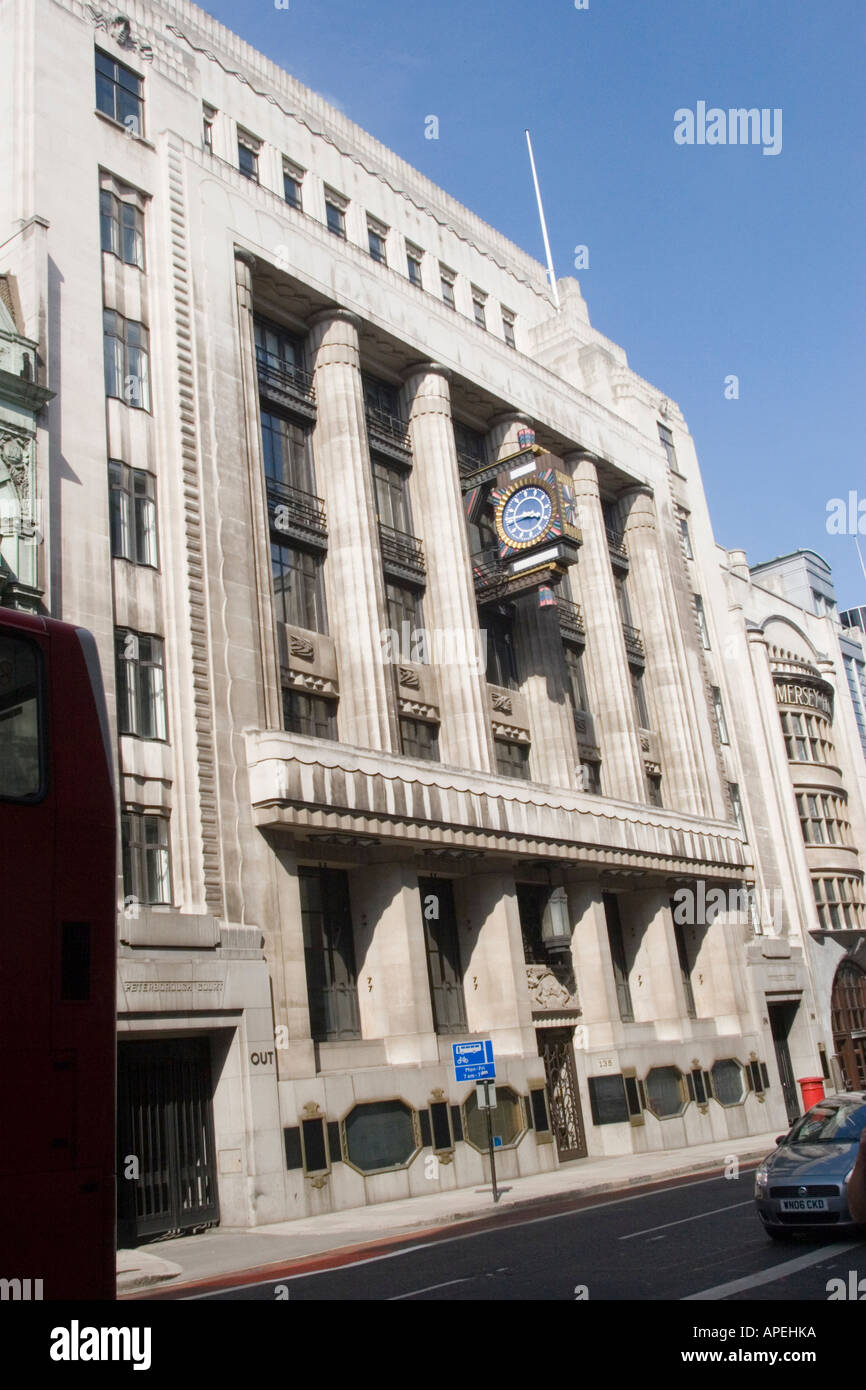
[256, 351, 316, 417]
[622, 623, 645, 660]
[606, 527, 628, 564]
[378, 522, 425, 582]
[556, 596, 585, 641]
[365, 406, 411, 457]
[267, 478, 327, 545]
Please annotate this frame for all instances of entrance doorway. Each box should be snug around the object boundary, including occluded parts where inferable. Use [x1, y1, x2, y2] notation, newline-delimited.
[538, 1028, 587, 1161]
[117, 1037, 219, 1244]
[831, 960, 866, 1091]
[768, 1002, 801, 1125]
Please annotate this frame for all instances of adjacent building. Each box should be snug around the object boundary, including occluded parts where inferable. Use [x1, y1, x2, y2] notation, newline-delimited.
[3, 0, 863, 1242]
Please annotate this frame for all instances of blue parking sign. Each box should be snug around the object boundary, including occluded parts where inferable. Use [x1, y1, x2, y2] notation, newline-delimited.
[452, 1039, 495, 1082]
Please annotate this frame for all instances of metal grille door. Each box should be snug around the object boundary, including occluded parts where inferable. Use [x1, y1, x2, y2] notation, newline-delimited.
[539, 1028, 587, 1161]
[118, 1038, 219, 1242]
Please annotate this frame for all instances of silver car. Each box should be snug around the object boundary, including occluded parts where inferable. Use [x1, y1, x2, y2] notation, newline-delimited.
[755, 1092, 866, 1240]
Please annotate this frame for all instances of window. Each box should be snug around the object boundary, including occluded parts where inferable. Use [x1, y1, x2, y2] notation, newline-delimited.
[712, 686, 729, 744]
[580, 759, 602, 795]
[342, 1100, 419, 1174]
[0, 633, 44, 801]
[494, 738, 530, 780]
[103, 310, 150, 410]
[115, 630, 167, 740]
[419, 878, 466, 1033]
[367, 218, 388, 265]
[645, 1066, 687, 1118]
[679, 515, 694, 559]
[271, 541, 327, 632]
[729, 782, 745, 832]
[462, 1085, 524, 1152]
[100, 188, 144, 268]
[453, 420, 486, 476]
[406, 242, 423, 287]
[95, 49, 143, 134]
[813, 877, 866, 931]
[694, 594, 711, 649]
[282, 689, 336, 739]
[797, 792, 850, 846]
[324, 188, 347, 238]
[672, 920, 696, 1019]
[202, 103, 216, 153]
[604, 892, 634, 1022]
[563, 641, 589, 717]
[109, 462, 158, 566]
[298, 867, 360, 1041]
[710, 1059, 745, 1107]
[630, 663, 651, 729]
[122, 811, 171, 905]
[237, 131, 259, 182]
[400, 717, 439, 761]
[260, 411, 316, 494]
[501, 307, 516, 348]
[385, 581, 423, 637]
[780, 710, 836, 766]
[283, 159, 304, 209]
[471, 287, 487, 329]
[646, 772, 663, 807]
[439, 264, 456, 309]
[657, 421, 677, 470]
[484, 609, 518, 689]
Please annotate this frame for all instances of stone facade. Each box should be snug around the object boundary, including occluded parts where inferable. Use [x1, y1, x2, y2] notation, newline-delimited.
[3, 0, 863, 1236]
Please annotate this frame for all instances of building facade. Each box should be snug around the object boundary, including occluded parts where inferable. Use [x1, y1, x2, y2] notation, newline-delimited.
[3, 0, 861, 1241]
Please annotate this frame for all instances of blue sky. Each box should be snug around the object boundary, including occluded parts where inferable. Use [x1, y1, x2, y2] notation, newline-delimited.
[201, 0, 865, 609]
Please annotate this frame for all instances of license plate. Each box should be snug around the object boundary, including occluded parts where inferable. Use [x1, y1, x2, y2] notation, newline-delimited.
[779, 1197, 828, 1212]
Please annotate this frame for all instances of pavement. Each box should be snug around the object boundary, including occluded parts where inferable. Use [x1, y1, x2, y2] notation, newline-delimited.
[117, 1128, 780, 1297]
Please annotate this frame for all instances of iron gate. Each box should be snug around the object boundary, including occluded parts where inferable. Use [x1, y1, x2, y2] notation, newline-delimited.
[538, 1028, 588, 1161]
[118, 1037, 219, 1243]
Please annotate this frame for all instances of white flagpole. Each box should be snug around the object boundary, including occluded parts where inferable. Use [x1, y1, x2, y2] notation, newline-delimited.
[856, 536, 866, 588]
[526, 129, 560, 310]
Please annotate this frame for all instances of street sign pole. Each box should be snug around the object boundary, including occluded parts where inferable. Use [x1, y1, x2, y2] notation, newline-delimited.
[484, 1102, 500, 1204]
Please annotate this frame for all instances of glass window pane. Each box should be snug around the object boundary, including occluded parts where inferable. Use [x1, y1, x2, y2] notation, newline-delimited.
[343, 1101, 417, 1173]
[0, 635, 43, 799]
[645, 1066, 685, 1118]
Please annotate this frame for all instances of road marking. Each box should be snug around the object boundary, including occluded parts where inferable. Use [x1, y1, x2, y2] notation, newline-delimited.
[389, 1277, 472, 1300]
[620, 1199, 753, 1240]
[683, 1240, 863, 1300]
[187, 1168, 760, 1297]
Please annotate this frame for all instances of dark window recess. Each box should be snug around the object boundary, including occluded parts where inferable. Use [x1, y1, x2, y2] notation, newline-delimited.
[818, 1043, 831, 1081]
[588, 1074, 630, 1126]
[327, 1121, 342, 1164]
[419, 878, 467, 1034]
[418, 1109, 432, 1148]
[60, 921, 91, 1001]
[747, 1060, 770, 1094]
[673, 920, 697, 1019]
[637, 1078, 648, 1110]
[301, 1117, 328, 1173]
[687, 1070, 708, 1105]
[624, 1074, 643, 1120]
[604, 892, 634, 1022]
[761, 1062, 770, 1090]
[529, 1088, 551, 1133]
[284, 1127, 303, 1170]
[430, 1101, 452, 1150]
[450, 1104, 464, 1142]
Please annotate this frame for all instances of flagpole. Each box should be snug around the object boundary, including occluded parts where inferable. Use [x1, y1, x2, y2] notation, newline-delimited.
[856, 537, 866, 588]
[526, 129, 560, 310]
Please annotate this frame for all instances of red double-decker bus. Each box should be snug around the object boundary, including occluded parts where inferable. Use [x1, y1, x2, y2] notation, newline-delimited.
[0, 608, 116, 1300]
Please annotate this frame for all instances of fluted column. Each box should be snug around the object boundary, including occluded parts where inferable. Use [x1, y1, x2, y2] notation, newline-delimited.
[308, 309, 398, 751]
[487, 411, 533, 460]
[234, 250, 282, 728]
[620, 486, 711, 815]
[401, 363, 493, 772]
[566, 453, 645, 802]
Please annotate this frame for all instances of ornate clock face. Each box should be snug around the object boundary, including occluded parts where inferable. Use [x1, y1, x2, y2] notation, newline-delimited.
[500, 485, 553, 545]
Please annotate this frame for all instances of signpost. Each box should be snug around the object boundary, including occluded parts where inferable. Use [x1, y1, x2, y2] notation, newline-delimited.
[453, 1041, 500, 1203]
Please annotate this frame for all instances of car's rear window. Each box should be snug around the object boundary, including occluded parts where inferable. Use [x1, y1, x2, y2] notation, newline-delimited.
[788, 1100, 866, 1143]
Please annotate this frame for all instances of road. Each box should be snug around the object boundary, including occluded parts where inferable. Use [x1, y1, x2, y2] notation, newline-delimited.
[188, 1170, 866, 1302]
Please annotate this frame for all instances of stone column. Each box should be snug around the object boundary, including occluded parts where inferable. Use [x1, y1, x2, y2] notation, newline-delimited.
[234, 250, 282, 728]
[627, 889, 682, 1024]
[401, 363, 493, 772]
[269, 840, 316, 1080]
[620, 486, 711, 815]
[566, 453, 645, 803]
[565, 881, 621, 1041]
[487, 411, 533, 460]
[453, 871, 537, 1057]
[348, 863, 439, 1064]
[308, 309, 398, 752]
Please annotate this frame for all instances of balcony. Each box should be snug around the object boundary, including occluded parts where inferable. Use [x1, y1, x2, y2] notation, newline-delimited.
[457, 449, 485, 478]
[622, 623, 645, 661]
[256, 351, 316, 422]
[606, 527, 629, 568]
[267, 479, 327, 549]
[556, 596, 585, 642]
[378, 522, 425, 585]
[472, 547, 509, 605]
[365, 406, 412, 463]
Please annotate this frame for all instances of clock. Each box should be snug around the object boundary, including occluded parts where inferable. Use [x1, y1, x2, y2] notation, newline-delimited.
[499, 484, 553, 546]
